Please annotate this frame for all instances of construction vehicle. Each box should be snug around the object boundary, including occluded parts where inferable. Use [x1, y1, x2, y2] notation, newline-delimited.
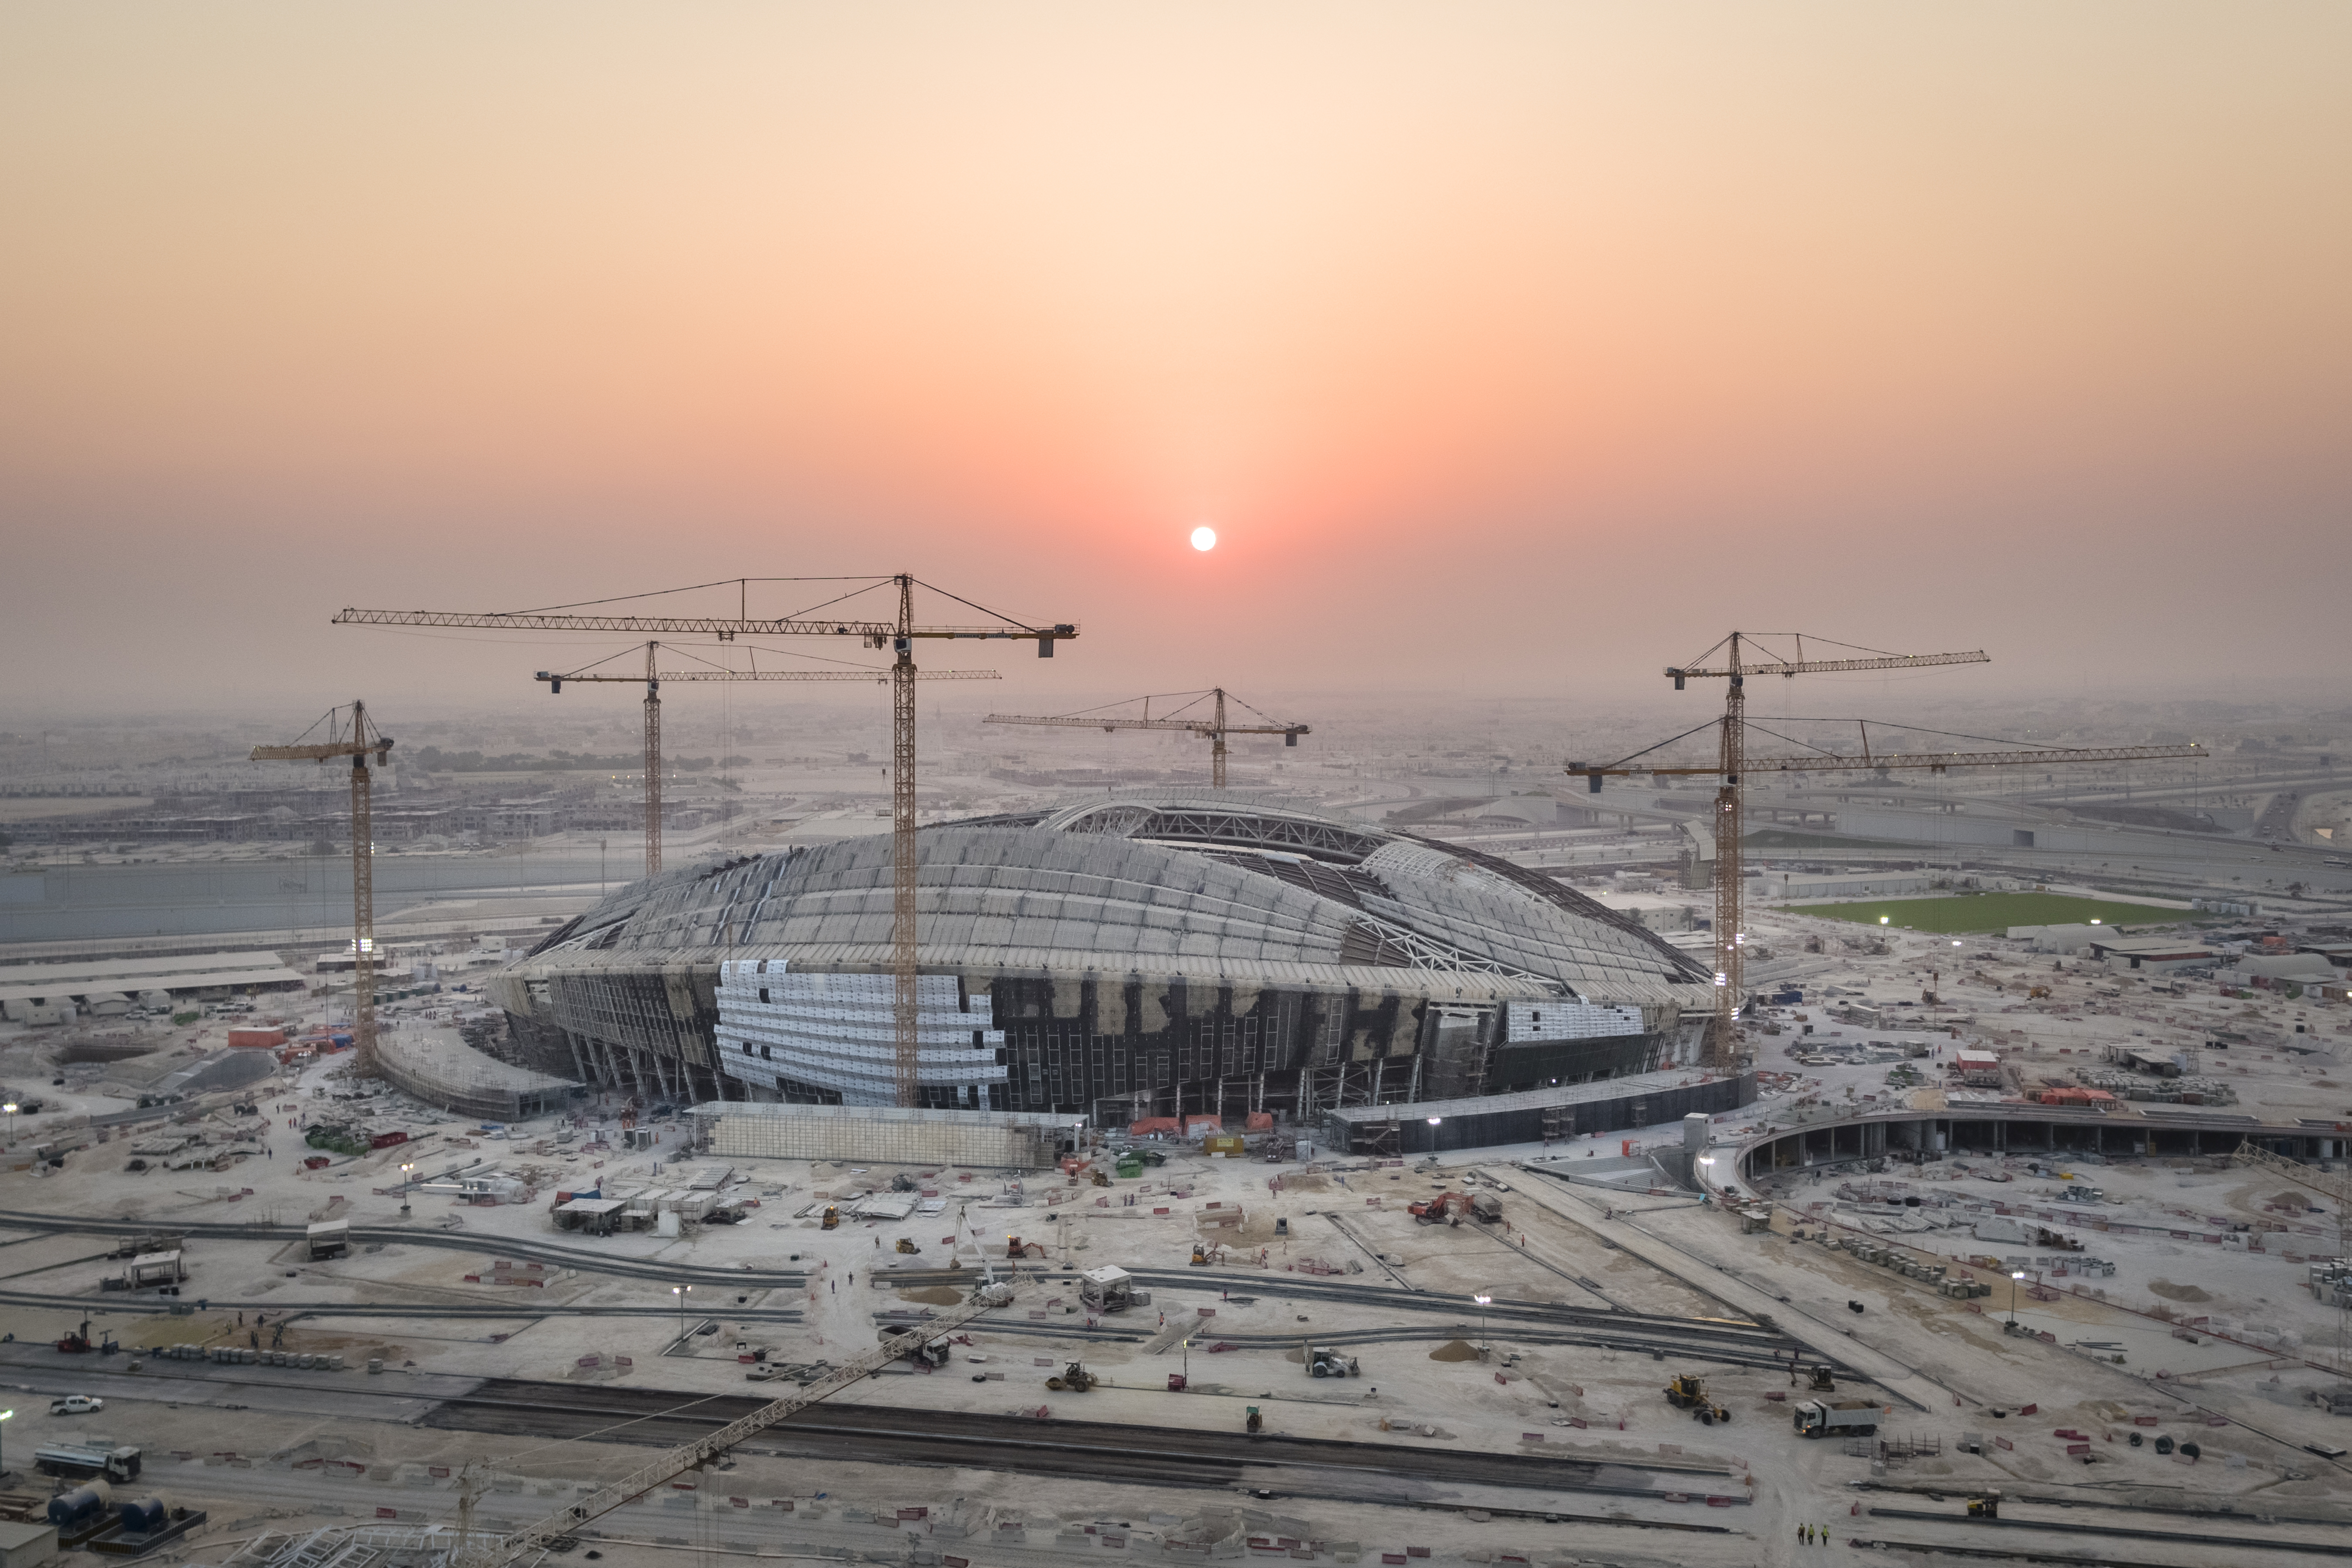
[55, 1319, 94, 1355]
[1665, 1374, 1731, 1424]
[2027, 985, 2052, 1000]
[1792, 1399, 1880, 1438]
[1005, 1234, 1025, 1258]
[894, 1237, 921, 1254]
[875, 1331, 951, 1368]
[1190, 1244, 1210, 1267]
[1244, 1405, 1263, 1433]
[820, 1205, 839, 1231]
[1469, 1193, 1503, 1224]
[1307, 1346, 1359, 1379]
[1089, 1168, 1112, 1188]
[1965, 1491, 2001, 1519]
[986, 687, 1308, 791]
[1410, 1193, 1468, 1225]
[1806, 1364, 1836, 1393]
[1045, 1361, 1096, 1392]
[35, 1445, 141, 1483]
[1078, 1265, 1144, 1314]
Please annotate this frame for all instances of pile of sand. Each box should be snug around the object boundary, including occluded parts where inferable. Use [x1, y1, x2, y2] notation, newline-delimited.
[1428, 1338, 1480, 1362]
[899, 1286, 963, 1306]
[2148, 1279, 2212, 1303]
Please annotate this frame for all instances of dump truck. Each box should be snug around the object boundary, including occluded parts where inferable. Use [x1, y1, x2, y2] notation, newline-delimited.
[1665, 1374, 1730, 1424]
[1792, 1399, 1880, 1438]
[36, 1444, 142, 1483]
[1469, 1193, 1503, 1224]
[876, 1331, 951, 1368]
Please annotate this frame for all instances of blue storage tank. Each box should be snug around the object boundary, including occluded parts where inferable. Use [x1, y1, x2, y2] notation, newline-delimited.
[49, 1481, 112, 1527]
[118, 1496, 167, 1534]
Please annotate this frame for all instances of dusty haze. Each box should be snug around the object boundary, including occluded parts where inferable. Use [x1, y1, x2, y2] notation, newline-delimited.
[3, 3, 2348, 723]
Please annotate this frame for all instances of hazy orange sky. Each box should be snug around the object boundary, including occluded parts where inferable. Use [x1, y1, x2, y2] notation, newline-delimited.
[3, 3, 2346, 717]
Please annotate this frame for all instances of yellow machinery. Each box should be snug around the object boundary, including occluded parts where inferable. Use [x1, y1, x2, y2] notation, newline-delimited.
[820, 1205, 839, 1231]
[1665, 1373, 1730, 1424]
[1190, 1244, 1209, 1267]
[894, 1237, 921, 1254]
[1045, 1361, 1096, 1392]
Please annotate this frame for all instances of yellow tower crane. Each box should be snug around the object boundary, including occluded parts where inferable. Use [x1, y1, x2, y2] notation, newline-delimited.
[1568, 633, 2206, 1068]
[250, 701, 394, 1076]
[983, 687, 1308, 789]
[334, 577, 1075, 1108]
[536, 639, 1002, 877]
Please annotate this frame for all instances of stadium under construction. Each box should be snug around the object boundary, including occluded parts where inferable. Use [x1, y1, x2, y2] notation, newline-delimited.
[488, 794, 1749, 1132]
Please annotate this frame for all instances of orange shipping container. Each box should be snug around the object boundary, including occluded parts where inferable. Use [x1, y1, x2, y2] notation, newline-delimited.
[227, 1027, 287, 1049]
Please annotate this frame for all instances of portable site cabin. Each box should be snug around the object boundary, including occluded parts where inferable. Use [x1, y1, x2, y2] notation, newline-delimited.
[306, 1219, 351, 1260]
[125, 1251, 186, 1289]
[1078, 1266, 1137, 1312]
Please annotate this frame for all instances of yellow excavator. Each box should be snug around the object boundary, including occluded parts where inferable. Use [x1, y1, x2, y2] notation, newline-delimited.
[894, 1237, 921, 1254]
[820, 1205, 839, 1231]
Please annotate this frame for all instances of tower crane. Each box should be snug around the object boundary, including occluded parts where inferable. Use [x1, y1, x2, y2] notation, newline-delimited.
[535, 639, 1001, 878]
[983, 688, 1307, 789]
[1566, 633, 2207, 1068]
[334, 576, 1076, 1108]
[250, 701, 393, 1077]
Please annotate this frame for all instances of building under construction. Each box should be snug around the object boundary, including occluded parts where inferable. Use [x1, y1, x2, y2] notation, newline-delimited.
[490, 793, 1731, 1125]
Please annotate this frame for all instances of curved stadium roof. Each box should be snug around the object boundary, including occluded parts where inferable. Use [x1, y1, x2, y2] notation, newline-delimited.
[521, 794, 1715, 1010]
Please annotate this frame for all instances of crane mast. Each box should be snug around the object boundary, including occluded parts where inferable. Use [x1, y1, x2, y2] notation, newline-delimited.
[984, 686, 1308, 790]
[250, 701, 393, 1077]
[538, 640, 1000, 886]
[338, 579, 1073, 1108]
[1570, 634, 2206, 1071]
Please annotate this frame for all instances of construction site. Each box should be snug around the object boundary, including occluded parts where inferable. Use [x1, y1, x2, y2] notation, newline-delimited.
[0, 619, 2346, 1568]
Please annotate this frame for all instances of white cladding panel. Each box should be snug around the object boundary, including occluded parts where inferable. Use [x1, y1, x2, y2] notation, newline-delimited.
[716, 959, 1007, 1107]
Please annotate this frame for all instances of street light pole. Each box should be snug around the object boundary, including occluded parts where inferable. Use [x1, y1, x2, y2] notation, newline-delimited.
[1473, 1292, 1492, 1359]
[2008, 1269, 2025, 1329]
[399, 1162, 415, 1217]
[3, 1103, 16, 1148]
[673, 1283, 692, 1346]
[0, 1407, 13, 1480]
